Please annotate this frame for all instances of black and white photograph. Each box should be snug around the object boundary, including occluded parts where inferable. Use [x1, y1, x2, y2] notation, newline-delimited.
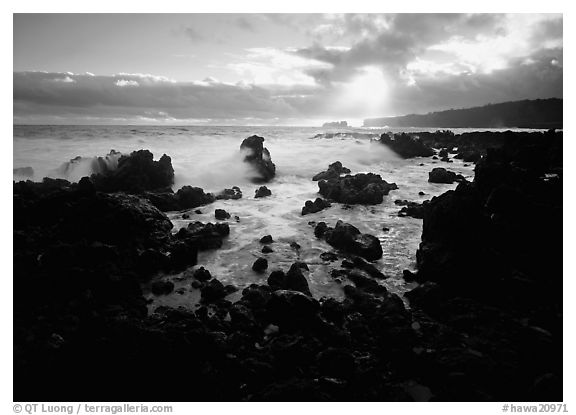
[8, 8, 569, 407]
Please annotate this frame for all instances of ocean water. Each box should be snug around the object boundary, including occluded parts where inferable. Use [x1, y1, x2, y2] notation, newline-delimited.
[13, 125, 530, 307]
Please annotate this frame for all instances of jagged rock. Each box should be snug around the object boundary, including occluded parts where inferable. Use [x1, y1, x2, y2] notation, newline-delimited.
[91, 150, 174, 193]
[262, 245, 274, 254]
[193, 267, 212, 282]
[301, 198, 332, 215]
[266, 263, 311, 296]
[176, 221, 230, 251]
[266, 290, 320, 328]
[312, 161, 351, 181]
[255, 186, 272, 198]
[240, 135, 276, 183]
[379, 133, 435, 158]
[315, 220, 382, 261]
[201, 279, 227, 302]
[395, 199, 428, 219]
[252, 258, 269, 273]
[215, 186, 243, 200]
[215, 209, 230, 220]
[318, 173, 398, 205]
[260, 235, 274, 244]
[176, 186, 216, 209]
[428, 168, 465, 184]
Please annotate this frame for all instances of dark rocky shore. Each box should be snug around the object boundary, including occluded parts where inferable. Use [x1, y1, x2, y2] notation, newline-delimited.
[13, 130, 562, 401]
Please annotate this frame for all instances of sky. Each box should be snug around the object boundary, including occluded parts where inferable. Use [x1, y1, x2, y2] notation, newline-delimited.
[13, 13, 563, 126]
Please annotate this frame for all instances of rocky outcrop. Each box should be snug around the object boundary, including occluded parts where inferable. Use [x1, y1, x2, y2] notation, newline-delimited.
[314, 220, 382, 261]
[240, 135, 276, 183]
[428, 167, 466, 184]
[312, 161, 351, 181]
[379, 133, 435, 158]
[301, 198, 331, 215]
[215, 186, 242, 200]
[91, 149, 174, 193]
[395, 199, 428, 219]
[318, 173, 397, 204]
[255, 186, 272, 198]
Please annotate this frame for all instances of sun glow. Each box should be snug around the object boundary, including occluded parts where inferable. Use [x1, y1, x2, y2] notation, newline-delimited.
[336, 66, 389, 119]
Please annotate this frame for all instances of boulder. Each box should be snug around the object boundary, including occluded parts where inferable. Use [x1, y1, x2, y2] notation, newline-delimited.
[428, 167, 465, 184]
[201, 279, 227, 302]
[215, 186, 242, 200]
[318, 173, 398, 205]
[301, 198, 332, 215]
[260, 235, 274, 244]
[252, 258, 269, 273]
[255, 186, 272, 198]
[193, 267, 212, 282]
[91, 150, 174, 193]
[266, 290, 320, 328]
[379, 133, 435, 158]
[240, 135, 276, 183]
[176, 186, 215, 209]
[316, 220, 382, 261]
[266, 264, 311, 296]
[215, 209, 230, 220]
[312, 161, 351, 181]
[176, 221, 230, 251]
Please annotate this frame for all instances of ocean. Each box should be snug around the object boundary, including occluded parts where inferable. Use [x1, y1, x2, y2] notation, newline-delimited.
[13, 124, 531, 307]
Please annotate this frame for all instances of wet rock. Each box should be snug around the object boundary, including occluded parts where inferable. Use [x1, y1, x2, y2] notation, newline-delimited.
[13, 166, 35, 177]
[176, 221, 230, 251]
[262, 245, 274, 254]
[255, 186, 272, 198]
[182, 213, 190, 219]
[396, 199, 427, 219]
[301, 198, 332, 215]
[260, 235, 274, 244]
[418, 191, 426, 196]
[290, 242, 301, 250]
[455, 150, 482, 163]
[402, 269, 418, 282]
[320, 252, 339, 262]
[150, 280, 175, 296]
[169, 241, 198, 270]
[176, 186, 216, 209]
[428, 167, 465, 184]
[193, 266, 212, 282]
[312, 161, 351, 181]
[266, 264, 311, 296]
[252, 258, 269, 273]
[316, 220, 382, 261]
[201, 279, 227, 302]
[439, 148, 449, 158]
[240, 135, 276, 183]
[379, 133, 435, 158]
[266, 290, 320, 328]
[91, 150, 174, 193]
[318, 173, 398, 205]
[215, 209, 230, 220]
[215, 186, 242, 200]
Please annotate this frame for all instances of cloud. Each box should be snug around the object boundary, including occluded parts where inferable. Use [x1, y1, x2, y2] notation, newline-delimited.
[13, 14, 563, 124]
[234, 16, 257, 32]
[182, 26, 205, 42]
[115, 79, 139, 87]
